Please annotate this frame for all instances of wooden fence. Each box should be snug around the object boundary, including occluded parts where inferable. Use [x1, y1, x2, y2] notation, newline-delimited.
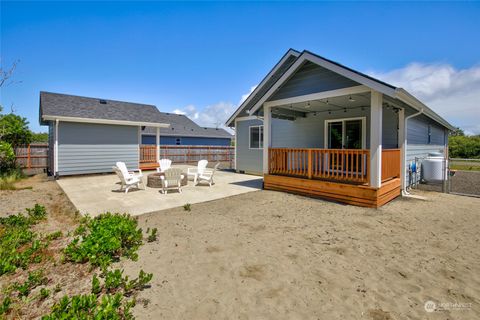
[14, 144, 49, 169]
[140, 145, 235, 168]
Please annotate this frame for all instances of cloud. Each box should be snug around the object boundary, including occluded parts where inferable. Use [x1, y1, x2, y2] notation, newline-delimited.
[171, 86, 257, 132]
[239, 85, 257, 105]
[368, 63, 480, 135]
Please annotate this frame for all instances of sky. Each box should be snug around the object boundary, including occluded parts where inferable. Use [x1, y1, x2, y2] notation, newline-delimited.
[1, 1, 480, 134]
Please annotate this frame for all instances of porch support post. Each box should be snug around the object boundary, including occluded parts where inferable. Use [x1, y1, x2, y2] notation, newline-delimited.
[156, 127, 160, 162]
[370, 91, 382, 188]
[54, 119, 59, 177]
[138, 126, 141, 167]
[397, 108, 405, 189]
[263, 105, 271, 174]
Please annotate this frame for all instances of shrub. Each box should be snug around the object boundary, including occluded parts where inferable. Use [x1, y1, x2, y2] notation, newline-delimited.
[64, 213, 143, 268]
[0, 296, 11, 315]
[0, 141, 16, 174]
[183, 203, 191, 212]
[0, 205, 49, 275]
[146, 228, 157, 242]
[42, 293, 135, 320]
[39, 288, 50, 300]
[13, 269, 48, 297]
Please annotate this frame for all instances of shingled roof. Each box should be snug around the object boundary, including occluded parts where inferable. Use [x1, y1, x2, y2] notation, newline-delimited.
[143, 113, 233, 139]
[39, 92, 170, 126]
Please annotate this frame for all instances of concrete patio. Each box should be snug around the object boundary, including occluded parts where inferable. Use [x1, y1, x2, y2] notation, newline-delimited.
[56, 165, 262, 216]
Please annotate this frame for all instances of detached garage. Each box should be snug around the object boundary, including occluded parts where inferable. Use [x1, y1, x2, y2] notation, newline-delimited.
[39, 92, 169, 177]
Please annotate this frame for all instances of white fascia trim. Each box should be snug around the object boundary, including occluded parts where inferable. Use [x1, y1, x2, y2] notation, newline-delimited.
[42, 115, 170, 128]
[395, 89, 455, 131]
[235, 115, 262, 122]
[225, 49, 300, 127]
[264, 85, 369, 108]
[249, 52, 398, 115]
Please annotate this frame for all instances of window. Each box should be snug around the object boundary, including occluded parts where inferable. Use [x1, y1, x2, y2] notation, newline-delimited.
[427, 125, 432, 144]
[175, 138, 181, 145]
[249, 125, 263, 149]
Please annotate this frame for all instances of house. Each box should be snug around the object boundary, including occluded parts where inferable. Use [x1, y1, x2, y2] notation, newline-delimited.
[141, 113, 232, 146]
[39, 92, 169, 176]
[226, 49, 454, 207]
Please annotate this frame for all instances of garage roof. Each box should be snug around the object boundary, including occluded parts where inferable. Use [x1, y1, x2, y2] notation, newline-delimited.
[39, 92, 170, 127]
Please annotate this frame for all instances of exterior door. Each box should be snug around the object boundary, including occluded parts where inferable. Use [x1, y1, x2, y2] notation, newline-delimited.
[326, 118, 365, 149]
[326, 118, 366, 173]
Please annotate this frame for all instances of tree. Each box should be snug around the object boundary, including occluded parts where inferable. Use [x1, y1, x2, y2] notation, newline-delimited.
[449, 127, 465, 137]
[31, 132, 48, 143]
[0, 113, 33, 148]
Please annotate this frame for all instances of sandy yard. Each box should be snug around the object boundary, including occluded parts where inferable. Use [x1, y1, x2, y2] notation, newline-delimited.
[1, 175, 479, 319]
[116, 190, 480, 320]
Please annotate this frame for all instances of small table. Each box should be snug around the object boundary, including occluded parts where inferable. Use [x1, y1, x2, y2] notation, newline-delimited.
[147, 172, 188, 188]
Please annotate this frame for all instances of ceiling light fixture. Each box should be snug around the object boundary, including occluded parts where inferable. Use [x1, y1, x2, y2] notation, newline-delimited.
[305, 101, 311, 108]
[348, 96, 355, 102]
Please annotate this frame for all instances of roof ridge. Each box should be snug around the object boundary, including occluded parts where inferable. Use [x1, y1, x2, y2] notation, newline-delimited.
[40, 91, 157, 108]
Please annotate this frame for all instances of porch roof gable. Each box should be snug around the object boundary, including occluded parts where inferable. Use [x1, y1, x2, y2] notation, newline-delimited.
[238, 50, 455, 131]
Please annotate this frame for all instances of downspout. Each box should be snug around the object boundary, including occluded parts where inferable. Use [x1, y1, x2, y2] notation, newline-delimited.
[402, 108, 423, 196]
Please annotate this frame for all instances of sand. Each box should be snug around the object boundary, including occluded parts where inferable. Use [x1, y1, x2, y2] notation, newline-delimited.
[111, 190, 480, 320]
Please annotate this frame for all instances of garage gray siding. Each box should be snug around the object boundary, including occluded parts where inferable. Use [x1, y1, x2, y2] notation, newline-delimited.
[57, 122, 138, 176]
[236, 119, 263, 174]
[268, 61, 360, 101]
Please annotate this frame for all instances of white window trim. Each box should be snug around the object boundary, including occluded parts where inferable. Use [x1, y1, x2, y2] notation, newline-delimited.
[324, 117, 366, 149]
[249, 125, 264, 150]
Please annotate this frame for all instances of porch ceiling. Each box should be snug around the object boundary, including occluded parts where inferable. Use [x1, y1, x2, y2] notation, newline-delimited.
[272, 92, 371, 114]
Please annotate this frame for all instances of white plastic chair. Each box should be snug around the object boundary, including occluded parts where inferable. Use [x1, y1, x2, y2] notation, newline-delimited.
[156, 159, 172, 173]
[196, 162, 220, 187]
[116, 161, 143, 179]
[187, 160, 208, 184]
[160, 168, 184, 194]
[112, 166, 144, 193]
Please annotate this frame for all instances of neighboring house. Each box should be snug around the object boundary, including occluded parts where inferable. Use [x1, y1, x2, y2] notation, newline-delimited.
[141, 113, 232, 146]
[226, 49, 454, 207]
[39, 92, 169, 176]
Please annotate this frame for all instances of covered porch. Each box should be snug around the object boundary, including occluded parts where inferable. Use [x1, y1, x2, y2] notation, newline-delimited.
[261, 87, 404, 207]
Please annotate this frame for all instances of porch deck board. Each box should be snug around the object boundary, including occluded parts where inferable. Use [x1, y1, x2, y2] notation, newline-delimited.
[264, 174, 401, 208]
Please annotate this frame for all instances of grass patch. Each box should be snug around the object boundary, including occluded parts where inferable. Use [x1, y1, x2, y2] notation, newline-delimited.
[0, 170, 25, 191]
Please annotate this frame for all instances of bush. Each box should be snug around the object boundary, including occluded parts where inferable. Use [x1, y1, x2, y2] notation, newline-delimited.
[449, 135, 480, 159]
[0, 205, 48, 275]
[0, 141, 16, 174]
[43, 267, 152, 319]
[64, 213, 143, 268]
[42, 293, 135, 320]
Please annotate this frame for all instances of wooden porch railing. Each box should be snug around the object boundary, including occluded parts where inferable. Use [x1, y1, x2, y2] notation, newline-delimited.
[381, 149, 401, 181]
[269, 148, 370, 184]
[139, 145, 157, 163]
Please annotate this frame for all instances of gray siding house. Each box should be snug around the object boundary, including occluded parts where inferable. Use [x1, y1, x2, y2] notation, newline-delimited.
[226, 49, 454, 207]
[40, 92, 169, 176]
[141, 113, 232, 146]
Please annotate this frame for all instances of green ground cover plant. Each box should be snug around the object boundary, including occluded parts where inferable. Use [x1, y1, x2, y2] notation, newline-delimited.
[64, 213, 143, 268]
[0, 205, 48, 275]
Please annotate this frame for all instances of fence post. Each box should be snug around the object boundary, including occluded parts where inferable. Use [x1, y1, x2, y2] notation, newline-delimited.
[27, 144, 31, 169]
